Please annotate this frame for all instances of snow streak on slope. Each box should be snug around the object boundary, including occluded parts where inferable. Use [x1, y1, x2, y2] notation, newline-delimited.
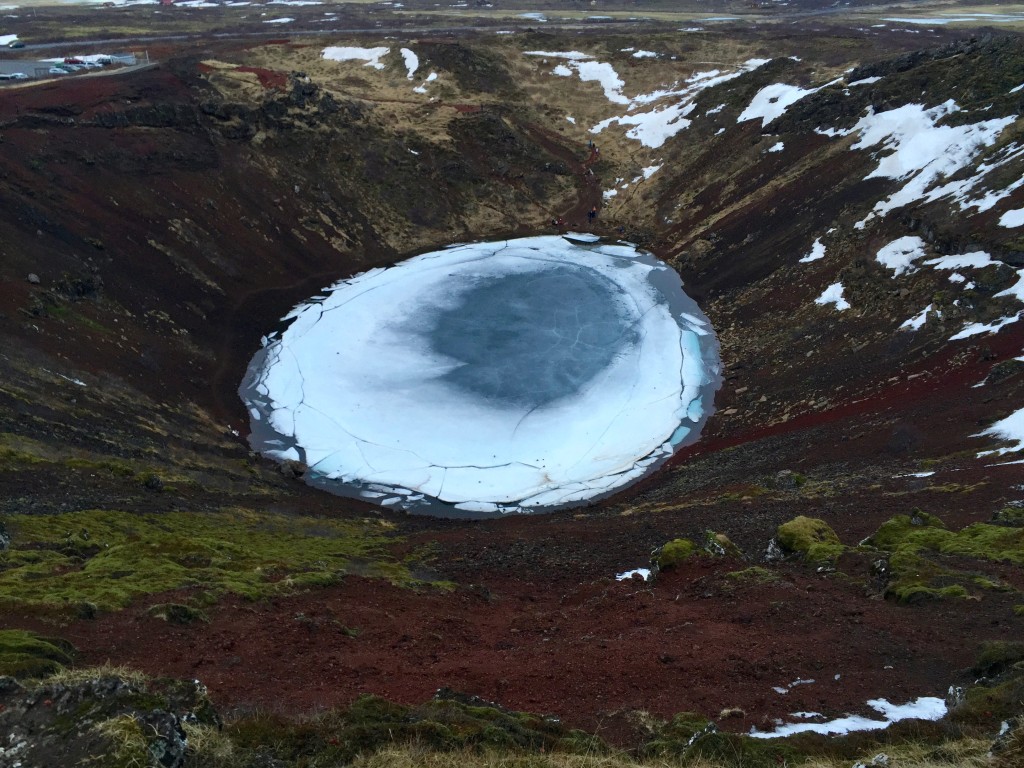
[811, 100, 1018, 228]
[526, 51, 769, 148]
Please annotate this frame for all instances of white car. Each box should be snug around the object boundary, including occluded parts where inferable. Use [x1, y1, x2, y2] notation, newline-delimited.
[10, 72, 28, 80]
[48, 67, 69, 75]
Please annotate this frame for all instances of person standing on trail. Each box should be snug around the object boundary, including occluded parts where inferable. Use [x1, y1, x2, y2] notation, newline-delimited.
[588, 206, 597, 223]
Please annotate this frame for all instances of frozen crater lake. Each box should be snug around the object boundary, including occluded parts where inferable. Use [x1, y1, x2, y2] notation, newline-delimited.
[240, 235, 721, 517]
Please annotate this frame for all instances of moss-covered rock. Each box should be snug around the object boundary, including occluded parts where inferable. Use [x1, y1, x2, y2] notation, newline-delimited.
[867, 509, 948, 551]
[775, 516, 845, 563]
[992, 506, 1024, 528]
[653, 538, 696, 570]
[702, 530, 743, 558]
[974, 641, 1024, 677]
[0, 668, 218, 768]
[0, 630, 74, 679]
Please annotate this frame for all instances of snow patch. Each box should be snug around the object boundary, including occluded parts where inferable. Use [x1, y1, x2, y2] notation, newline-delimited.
[616, 568, 652, 581]
[738, 82, 824, 128]
[900, 304, 934, 331]
[400, 47, 419, 79]
[750, 697, 947, 739]
[588, 58, 769, 148]
[837, 101, 1016, 228]
[815, 283, 850, 311]
[799, 238, 826, 263]
[1000, 208, 1024, 228]
[876, 236, 926, 276]
[322, 46, 391, 70]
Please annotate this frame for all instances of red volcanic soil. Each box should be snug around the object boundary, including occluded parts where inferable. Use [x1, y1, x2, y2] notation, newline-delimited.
[30, 534, 1018, 744]
[236, 66, 289, 90]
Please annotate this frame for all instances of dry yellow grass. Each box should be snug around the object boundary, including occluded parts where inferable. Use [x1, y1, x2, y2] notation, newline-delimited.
[343, 739, 998, 768]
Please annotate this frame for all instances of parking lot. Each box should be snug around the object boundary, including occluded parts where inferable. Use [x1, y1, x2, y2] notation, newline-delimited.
[0, 52, 142, 84]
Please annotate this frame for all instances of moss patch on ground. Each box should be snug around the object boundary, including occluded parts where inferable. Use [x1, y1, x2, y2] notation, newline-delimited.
[0, 629, 74, 678]
[864, 511, 1024, 604]
[0, 508, 424, 615]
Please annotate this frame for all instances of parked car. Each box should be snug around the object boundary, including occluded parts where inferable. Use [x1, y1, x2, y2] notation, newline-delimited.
[63, 57, 83, 64]
[9, 72, 28, 80]
[48, 67, 69, 75]
[8, 41, 25, 49]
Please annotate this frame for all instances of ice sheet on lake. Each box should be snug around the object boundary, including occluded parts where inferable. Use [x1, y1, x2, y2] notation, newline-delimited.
[240, 236, 721, 516]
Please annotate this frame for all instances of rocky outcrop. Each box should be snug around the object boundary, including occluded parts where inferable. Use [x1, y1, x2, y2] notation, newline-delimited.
[0, 673, 219, 768]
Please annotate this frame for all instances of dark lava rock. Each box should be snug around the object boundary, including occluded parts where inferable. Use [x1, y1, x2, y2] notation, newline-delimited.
[0, 673, 219, 768]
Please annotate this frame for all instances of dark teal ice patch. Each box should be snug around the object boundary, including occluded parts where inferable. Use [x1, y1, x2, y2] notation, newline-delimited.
[425, 265, 640, 407]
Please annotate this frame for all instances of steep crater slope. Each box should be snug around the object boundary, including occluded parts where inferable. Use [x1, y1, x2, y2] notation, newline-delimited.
[0, 27, 1023, 751]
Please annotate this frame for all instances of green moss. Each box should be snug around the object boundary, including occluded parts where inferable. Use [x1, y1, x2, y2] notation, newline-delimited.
[654, 538, 696, 570]
[725, 566, 783, 585]
[1014, 605, 1024, 617]
[952, 668, 1024, 725]
[0, 629, 74, 679]
[992, 506, 1024, 527]
[776, 516, 845, 563]
[867, 510, 947, 551]
[864, 510, 1024, 604]
[64, 457, 138, 477]
[0, 508, 420, 614]
[974, 641, 1024, 677]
